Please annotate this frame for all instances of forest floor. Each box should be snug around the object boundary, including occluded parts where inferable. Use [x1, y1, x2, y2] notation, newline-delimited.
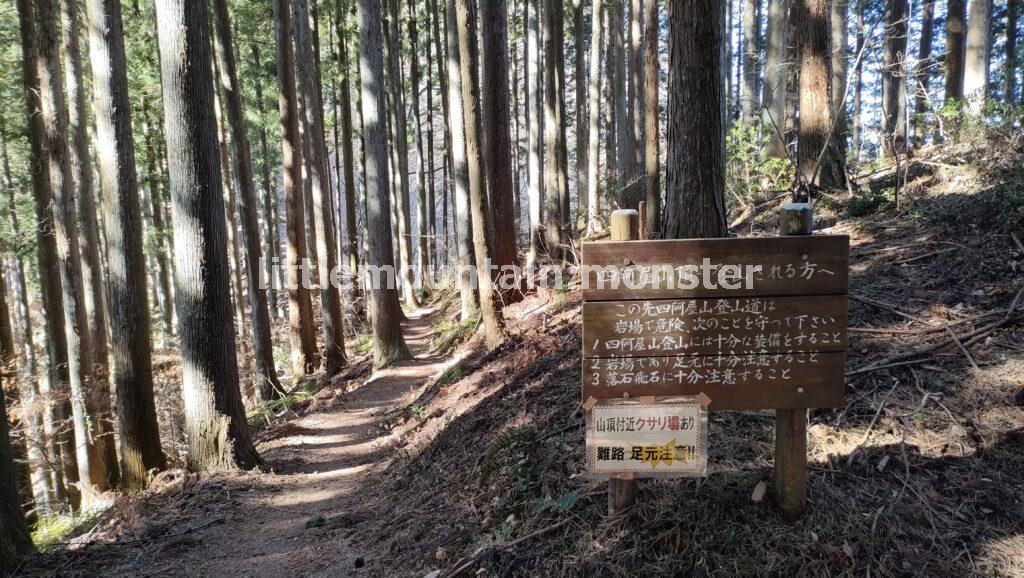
[15, 139, 1024, 577]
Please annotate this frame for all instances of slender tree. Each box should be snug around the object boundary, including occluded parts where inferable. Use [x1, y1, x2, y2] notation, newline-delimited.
[139, 102, 176, 341]
[963, 0, 991, 111]
[945, 0, 967, 100]
[333, 10, 360, 292]
[154, 0, 260, 471]
[453, 0, 505, 349]
[913, 0, 935, 141]
[525, 0, 544, 266]
[480, 0, 522, 291]
[663, 0, 728, 239]
[358, 0, 412, 366]
[830, 0, 849, 153]
[795, 0, 846, 189]
[585, 0, 603, 234]
[1007, 0, 1018, 103]
[881, 0, 908, 158]
[406, 0, 431, 297]
[16, 0, 80, 510]
[573, 0, 588, 231]
[543, 0, 569, 258]
[643, 0, 660, 235]
[293, 0, 348, 372]
[762, 0, 790, 158]
[274, 0, 319, 377]
[852, 0, 865, 159]
[36, 0, 112, 500]
[742, 0, 761, 119]
[84, 0, 167, 488]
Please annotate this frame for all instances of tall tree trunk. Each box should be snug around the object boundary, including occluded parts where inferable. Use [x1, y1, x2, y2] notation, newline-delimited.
[15, 0, 80, 510]
[611, 1, 636, 208]
[428, 0, 452, 270]
[424, 6, 439, 274]
[357, 0, 412, 366]
[0, 379, 34, 571]
[1006, 0, 1018, 103]
[293, 0, 347, 372]
[154, 0, 260, 471]
[913, 0, 935, 142]
[36, 0, 111, 501]
[573, 0, 588, 233]
[963, 0, 991, 111]
[383, 0, 419, 308]
[61, 1, 113, 456]
[453, 0, 505, 350]
[333, 11, 360, 295]
[795, 0, 846, 189]
[0, 236, 33, 518]
[0, 122, 52, 512]
[603, 8, 617, 212]
[830, 0, 849, 154]
[643, 0, 660, 235]
[274, 0, 319, 377]
[250, 44, 286, 320]
[852, 0, 864, 160]
[525, 0, 544, 267]
[480, 0, 523, 291]
[443, 0, 477, 320]
[663, 0, 728, 239]
[762, 0, 790, 158]
[629, 0, 645, 180]
[742, 0, 761, 119]
[945, 0, 967, 101]
[543, 0, 569, 259]
[211, 0, 286, 398]
[585, 0, 602, 234]
[882, 0, 908, 158]
[84, 0, 166, 488]
[139, 102, 176, 341]
[407, 0, 431, 296]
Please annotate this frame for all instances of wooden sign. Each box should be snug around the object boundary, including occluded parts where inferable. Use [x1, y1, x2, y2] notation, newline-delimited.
[586, 398, 708, 478]
[581, 235, 849, 410]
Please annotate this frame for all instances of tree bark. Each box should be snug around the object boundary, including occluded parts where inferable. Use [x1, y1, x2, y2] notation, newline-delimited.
[603, 8, 617, 211]
[0, 381, 34, 572]
[543, 0, 569, 259]
[762, 0, 790, 158]
[525, 0, 544, 266]
[585, 0, 603, 234]
[963, 0, 991, 111]
[407, 0, 432, 296]
[913, 0, 935, 142]
[663, 0, 728, 239]
[1006, 0, 1018, 103]
[742, 0, 761, 120]
[273, 0, 319, 377]
[453, 0, 505, 349]
[293, 0, 347, 372]
[480, 0, 522, 292]
[643, 0, 660, 235]
[852, 0, 864, 160]
[945, 0, 967, 100]
[443, 0, 477, 320]
[830, 0, 849, 154]
[36, 0, 111, 501]
[154, 0, 260, 471]
[573, 0, 588, 233]
[85, 0, 167, 488]
[0, 231, 33, 518]
[383, 0, 419, 308]
[333, 12, 360, 297]
[358, 0, 412, 367]
[882, 0, 908, 158]
[795, 0, 846, 189]
[211, 0, 286, 397]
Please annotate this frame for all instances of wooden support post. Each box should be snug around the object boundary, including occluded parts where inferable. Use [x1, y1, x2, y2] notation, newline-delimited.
[774, 202, 813, 520]
[607, 208, 639, 516]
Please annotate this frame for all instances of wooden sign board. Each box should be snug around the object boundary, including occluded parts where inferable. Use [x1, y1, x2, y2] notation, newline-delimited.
[586, 398, 708, 478]
[581, 236, 849, 410]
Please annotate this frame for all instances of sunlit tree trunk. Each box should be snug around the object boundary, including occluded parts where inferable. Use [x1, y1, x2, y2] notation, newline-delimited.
[585, 0, 602, 234]
[139, 101, 176, 342]
[357, 0, 412, 366]
[663, 0, 728, 239]
[453, 0, 505, 349]
[543, 0, 569, 259]
[830, 0, 849, 154]
[333, 12, 360, 297]
[881, 0, 908, 158]
[795, 0, 846, 189]
[945, 0, 967, 100]
[407, 0, 431, 296]
[154, 0, 261, 471]
[84, 0, 166, 488]
[762, 0, 789, 158]
[742, 0, 761, 120]
[963, 0, 991, 111]
[525, 0, 544, 267]
[643, 0, 660, 235]
[913, 0, 935, 142]
[852, 0, 864, 160]
[273, 0, 319, 377]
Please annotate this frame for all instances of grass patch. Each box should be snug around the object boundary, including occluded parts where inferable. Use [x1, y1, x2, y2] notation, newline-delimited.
[247, 378, 319, 424]
[350, 334, 374, 357]
[32, 507, 107, 552]
[431, 315, 479, 354]
[436, 361, 468, 388]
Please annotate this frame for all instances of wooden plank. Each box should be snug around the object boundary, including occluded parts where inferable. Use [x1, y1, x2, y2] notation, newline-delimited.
[581, 235, 849, 301]
[582, 353, 846, 409]
[583, 296, 848, 358]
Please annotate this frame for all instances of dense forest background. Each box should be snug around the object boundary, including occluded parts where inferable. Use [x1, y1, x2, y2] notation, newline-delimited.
[1, 0, 1023, 574]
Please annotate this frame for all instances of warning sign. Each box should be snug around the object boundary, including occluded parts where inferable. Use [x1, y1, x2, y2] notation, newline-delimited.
[585, 399, 708, 478]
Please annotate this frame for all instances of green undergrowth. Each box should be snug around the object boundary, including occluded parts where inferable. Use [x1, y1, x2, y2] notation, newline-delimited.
[247, 378, 319, 424]
[31, 507, 107, 552]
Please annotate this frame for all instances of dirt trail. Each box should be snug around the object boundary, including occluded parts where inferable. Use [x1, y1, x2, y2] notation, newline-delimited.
[129, 308, 445, 577]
